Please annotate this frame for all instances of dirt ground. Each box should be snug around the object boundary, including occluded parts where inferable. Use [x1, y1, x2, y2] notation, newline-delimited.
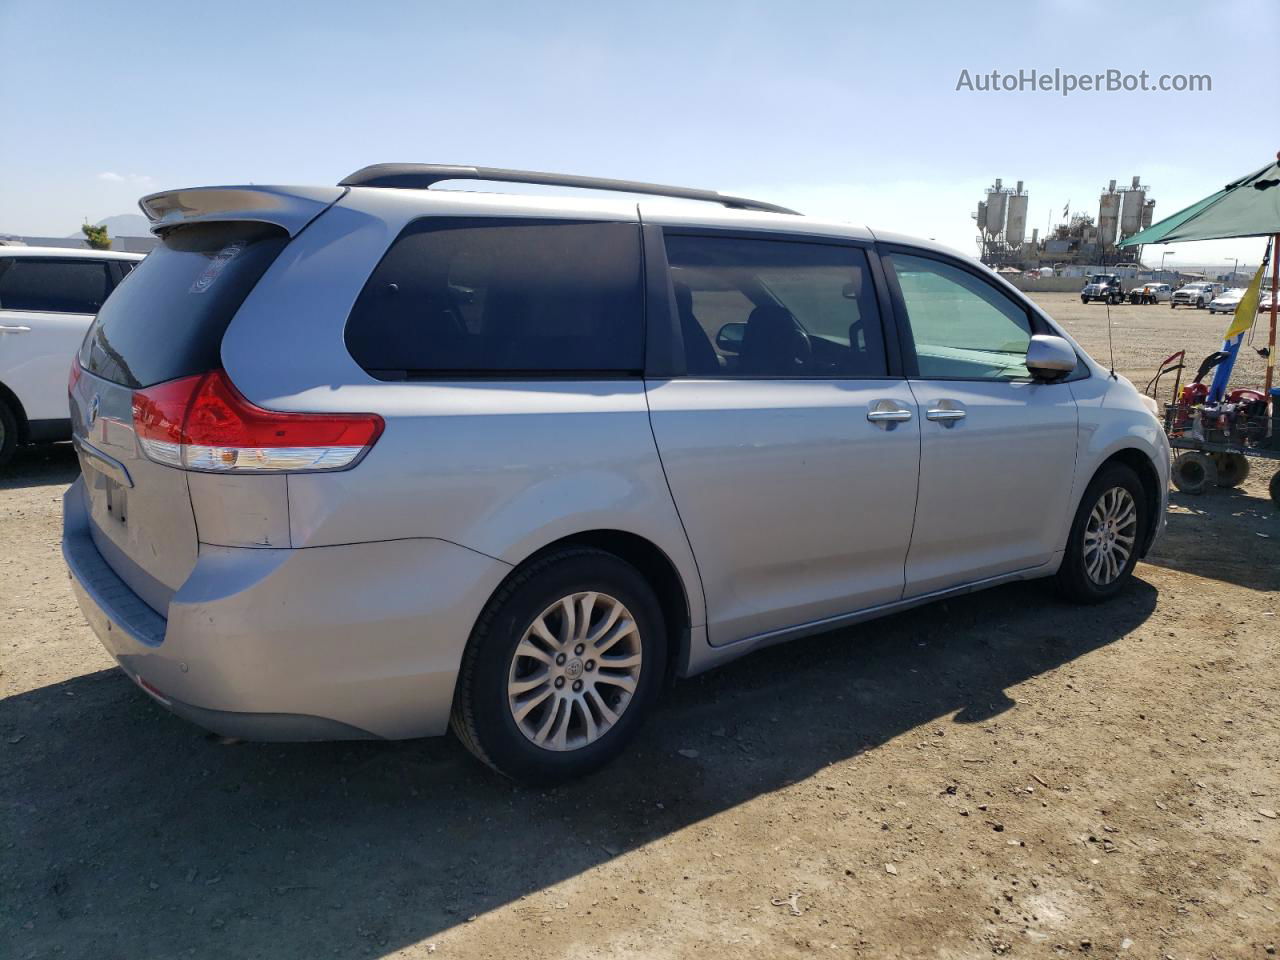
[2, 291, 1277, 959]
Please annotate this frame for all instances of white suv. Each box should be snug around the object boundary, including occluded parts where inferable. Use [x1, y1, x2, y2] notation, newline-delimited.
[0, 246, 143, 463]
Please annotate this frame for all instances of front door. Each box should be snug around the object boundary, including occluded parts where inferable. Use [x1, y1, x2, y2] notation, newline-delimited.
[645, 230, 920, 645]
[882, 250, 1079, 598]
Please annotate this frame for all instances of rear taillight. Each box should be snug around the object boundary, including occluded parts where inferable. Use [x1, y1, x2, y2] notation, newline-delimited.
[69, 359, 83, 394]
[132, 370, 383, 473]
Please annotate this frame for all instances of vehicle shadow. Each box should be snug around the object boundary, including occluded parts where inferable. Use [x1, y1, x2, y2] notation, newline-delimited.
[0, 442, 78, 491]
[1, 577, 1156, 960]
[1143, 486, 1279, 592]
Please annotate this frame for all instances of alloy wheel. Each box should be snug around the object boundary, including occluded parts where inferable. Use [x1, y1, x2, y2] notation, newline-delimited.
[506, 591, 643, 752]
[1083, 486, 1138, 585]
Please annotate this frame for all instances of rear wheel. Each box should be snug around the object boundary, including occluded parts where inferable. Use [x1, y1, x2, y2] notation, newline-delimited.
[1270, 470, 1280, 508]
[1171, 451, 1217, 494]
[1212, 452, 1250, 488]
[1057, 463, 1147, 603]
[450, 547, 667, 784]
[0, 398, 18, 467]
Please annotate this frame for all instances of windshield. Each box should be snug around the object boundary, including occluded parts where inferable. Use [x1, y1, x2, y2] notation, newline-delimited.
[1087, 275, 1114, 284]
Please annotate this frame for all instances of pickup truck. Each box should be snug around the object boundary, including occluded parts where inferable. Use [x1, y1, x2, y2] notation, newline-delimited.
[1171, 282, 1222, 309]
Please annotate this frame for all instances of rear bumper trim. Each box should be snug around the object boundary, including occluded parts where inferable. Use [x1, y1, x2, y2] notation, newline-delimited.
[63, 477, 165, 647]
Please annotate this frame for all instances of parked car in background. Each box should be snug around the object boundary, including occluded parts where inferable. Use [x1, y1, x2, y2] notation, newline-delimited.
[0, 246, 143, 464]
[1171, 282, 1219, 309]
[63, 165, 1170, 782]
[1081, 273, 1125, 304]
[1128, 282, 1172, 304]
[1208, 287, 1247, 315]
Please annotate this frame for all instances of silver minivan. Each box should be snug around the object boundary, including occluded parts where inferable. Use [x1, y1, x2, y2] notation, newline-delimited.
[63, 165, 1169, 782]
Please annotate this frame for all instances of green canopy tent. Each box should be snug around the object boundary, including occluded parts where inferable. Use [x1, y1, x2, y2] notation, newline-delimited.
[1119, 156, 1280, 246]
[1119, 152, 1280, 397]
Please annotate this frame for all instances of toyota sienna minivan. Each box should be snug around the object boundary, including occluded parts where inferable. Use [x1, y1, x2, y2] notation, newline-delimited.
[63, 164, 1169, 782]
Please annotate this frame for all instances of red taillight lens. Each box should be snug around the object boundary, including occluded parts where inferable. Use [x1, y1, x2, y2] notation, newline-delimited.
[132, 370, 383, 473]
[69, 359, 83, 394]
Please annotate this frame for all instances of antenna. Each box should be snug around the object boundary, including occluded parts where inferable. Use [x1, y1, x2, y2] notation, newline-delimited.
[1106, 295, 1118, 379]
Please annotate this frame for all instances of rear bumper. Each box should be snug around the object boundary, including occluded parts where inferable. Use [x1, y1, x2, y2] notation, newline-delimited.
[63, 477, 511, 740]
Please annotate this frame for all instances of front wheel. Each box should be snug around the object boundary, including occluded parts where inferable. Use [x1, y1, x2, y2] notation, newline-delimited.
[1172, 451, 1217, 494]
[1056, 463, 1147, 603]
[1081, 296, 1090, 304]
[450, 547, 667, 784]
[0, 398, 18, 467]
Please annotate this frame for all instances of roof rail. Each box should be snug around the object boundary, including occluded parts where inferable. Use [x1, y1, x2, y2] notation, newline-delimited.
[338, 163, 800, 216]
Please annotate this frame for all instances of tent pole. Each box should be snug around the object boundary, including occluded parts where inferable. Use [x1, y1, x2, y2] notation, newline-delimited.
[1269, 232, 1278, 401]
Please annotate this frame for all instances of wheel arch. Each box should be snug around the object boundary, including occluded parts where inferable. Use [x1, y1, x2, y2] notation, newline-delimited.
[504, 529, 694, 686]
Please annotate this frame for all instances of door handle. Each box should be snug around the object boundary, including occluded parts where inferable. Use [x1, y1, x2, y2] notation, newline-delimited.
[867, 401, 913, 424]
[926, 408, 966, 422]
[867, 409, 912, 422]
[0, 324, 32, 333]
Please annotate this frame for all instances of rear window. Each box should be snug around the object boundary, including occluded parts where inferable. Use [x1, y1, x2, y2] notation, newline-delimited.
[0, 258, 112, 314]
[79, 222, 287, 388]
[344, 218, 643, 379]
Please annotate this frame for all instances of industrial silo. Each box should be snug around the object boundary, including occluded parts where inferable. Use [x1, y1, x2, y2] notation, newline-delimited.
[1098, 180, 1120, 248]
[1120, 176, 1147, 238]
[976, 200, 988, 232]
[1005, 181, 1028, 247]
[985, 179, 1007, 238]
[1140, 199, 1156, 230]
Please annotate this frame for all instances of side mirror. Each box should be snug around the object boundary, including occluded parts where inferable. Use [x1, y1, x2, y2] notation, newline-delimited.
[716, 322, 746, 354]
[1026, 334, 1077, 380]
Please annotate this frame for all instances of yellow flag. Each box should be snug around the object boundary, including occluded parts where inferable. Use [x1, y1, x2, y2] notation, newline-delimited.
[1223, 262, 1265, 340]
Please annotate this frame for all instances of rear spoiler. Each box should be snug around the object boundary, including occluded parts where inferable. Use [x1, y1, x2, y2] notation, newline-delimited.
[138, 185, 346, 237]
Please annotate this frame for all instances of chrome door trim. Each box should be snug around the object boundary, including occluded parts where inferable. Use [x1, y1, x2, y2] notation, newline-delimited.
[73, 436, 134, 489]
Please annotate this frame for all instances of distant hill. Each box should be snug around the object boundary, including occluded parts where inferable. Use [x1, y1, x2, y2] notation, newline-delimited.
[66, 213, 152, 239]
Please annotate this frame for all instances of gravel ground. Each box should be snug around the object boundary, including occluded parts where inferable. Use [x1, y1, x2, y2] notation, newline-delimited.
[2, 292, 1277, 959]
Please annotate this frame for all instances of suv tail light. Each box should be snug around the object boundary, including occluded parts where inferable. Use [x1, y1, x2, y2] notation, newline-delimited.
[132, 370, 383, 473]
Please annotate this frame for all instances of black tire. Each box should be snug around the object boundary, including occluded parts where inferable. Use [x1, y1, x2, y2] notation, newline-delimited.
[0, 398, 18, 467]
[1081, 296, 1089, 304]
[1269, 470, 1280, 508]
[450, 547, 667, 784]
[1211, 453, 1250, 488]
[1171, 451, 1217, 494]
[1056, 463, 1148, 604]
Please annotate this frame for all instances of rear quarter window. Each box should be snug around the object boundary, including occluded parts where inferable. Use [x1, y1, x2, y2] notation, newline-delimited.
[79, 222, 288, 388]
[344, 218, 644, 379]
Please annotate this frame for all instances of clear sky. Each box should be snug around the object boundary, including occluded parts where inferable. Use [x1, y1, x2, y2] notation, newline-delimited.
[3, 0, 1277, 268]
